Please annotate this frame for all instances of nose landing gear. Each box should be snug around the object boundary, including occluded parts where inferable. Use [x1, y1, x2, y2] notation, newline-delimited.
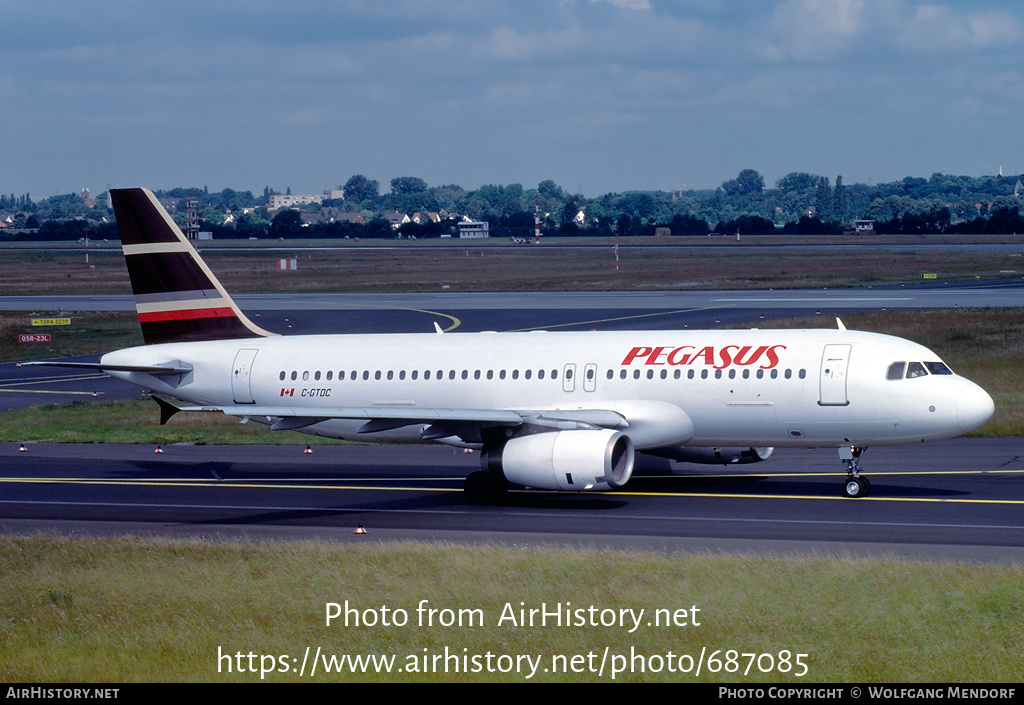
[839, 446, 871, 498]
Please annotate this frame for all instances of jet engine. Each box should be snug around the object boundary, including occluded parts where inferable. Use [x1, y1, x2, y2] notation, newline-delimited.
[484, 429, 634, 491]
[647, 446, 774, 465]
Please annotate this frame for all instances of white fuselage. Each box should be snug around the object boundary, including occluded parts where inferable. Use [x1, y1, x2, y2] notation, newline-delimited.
[101, 326, 994, 450]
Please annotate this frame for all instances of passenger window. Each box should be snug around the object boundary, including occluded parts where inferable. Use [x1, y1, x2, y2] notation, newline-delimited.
[701, 369, 708, 379]
[449, 370, 456, 380]
[688, 370, 695, 379]
[314, 371, 321, 381]
[647, 369, 654, 379]
[728, 369, 735, 379]
[906, 362, 928, 378]
[525, 369, 532, 380]
[607, 370, 614, 380]
[303, 371, 309, 381]
[674, 369, 681, 379]
[387, 371, 394, 380]
[399, 370, 405, 380]
[279, 371, 285, 381]
[326, 371, 333, 381]
[785, 369, 792, 379]
[620, 369, 627, 379]
[660, 369, 667, 379]
[474, 370, 481, 380]
[714, 370, 722, 379]
[798, 369, 806, 379]
[487, 370, 493, 380]
[461, 370, 468, 380]
[742, 369, 749, 379]
[634, 369, 641, 379]
[512, 370, 519, 380]
[770, 369, 778, 379]
[538, 370, 545, 380]
[363, 371, 369, 380]
[291, 371, 297, 381]
[500, 370, 506, 380]
[425, 370, 431, 380]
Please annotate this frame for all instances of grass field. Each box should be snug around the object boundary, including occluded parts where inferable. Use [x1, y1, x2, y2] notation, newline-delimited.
[2, 536, 1021, 683]
[3, 241, 1024, 294]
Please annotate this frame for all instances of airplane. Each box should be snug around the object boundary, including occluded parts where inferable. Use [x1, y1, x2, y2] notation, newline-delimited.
[28, 188, 995, 500]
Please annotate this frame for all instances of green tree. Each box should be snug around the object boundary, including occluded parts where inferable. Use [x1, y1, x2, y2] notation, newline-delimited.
[815, 177, 833, 223]
[343, 175, 380, 205]
[390, 176, 429, 196]
[269, 209, 303, 238]
[722, 169, 764, 197]
[832, 176, 847, 223]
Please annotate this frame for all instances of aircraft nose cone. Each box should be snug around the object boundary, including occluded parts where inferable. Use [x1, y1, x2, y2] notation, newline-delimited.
[957, 381, 994, 433]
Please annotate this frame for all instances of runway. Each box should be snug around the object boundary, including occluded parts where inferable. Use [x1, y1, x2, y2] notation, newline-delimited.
[1, 282, 1022, 560]
[2, 440, 1023, 562]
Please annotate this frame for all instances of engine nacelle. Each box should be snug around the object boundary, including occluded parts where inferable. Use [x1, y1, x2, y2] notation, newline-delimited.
[649, 446, 774, 465]
[484, 429, 634, 491]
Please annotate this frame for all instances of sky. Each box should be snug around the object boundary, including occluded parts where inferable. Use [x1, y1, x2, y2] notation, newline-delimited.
[4, 0, 1024, 199]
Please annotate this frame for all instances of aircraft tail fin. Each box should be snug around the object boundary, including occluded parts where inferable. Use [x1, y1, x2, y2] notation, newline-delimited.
[111, 188, 275, 345]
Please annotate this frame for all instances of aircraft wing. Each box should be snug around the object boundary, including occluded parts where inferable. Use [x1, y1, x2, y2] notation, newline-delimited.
[168, 401, 628, 434]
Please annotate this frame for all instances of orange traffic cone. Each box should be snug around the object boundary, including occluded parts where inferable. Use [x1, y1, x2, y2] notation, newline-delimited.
[354, 524, 367, 535]
[304, 445, 313, 454]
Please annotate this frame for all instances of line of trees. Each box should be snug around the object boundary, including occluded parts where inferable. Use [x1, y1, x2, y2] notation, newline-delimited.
[5, 169, 1024, 241]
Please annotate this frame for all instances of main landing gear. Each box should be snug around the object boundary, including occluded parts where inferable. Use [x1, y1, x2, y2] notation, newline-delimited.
[839, 446, 870, 498]
[463, 470, 509, 504]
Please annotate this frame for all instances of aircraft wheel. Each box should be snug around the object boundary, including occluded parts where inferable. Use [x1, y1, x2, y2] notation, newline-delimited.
[842, 476, 870, 498]
[464, 471, 508, 504]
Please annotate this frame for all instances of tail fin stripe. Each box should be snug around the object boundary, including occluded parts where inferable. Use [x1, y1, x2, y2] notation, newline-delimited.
[137, 299, 232, 315]
[122, 242, 193, 256]
[134, 289, 222, 305]
[139, 308, 237, 323]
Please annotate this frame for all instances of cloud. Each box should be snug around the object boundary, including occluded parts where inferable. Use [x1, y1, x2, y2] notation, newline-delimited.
[758, 0, 866, 62]
[590, 0, 651, 9]
[898, 5, 1023, 53]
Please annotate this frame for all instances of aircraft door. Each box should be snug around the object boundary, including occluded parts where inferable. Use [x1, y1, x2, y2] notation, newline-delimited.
[584, 363, 597, 392]
[232, 348, 259, 404]
[562, 363, 576, 393]
[819, 344, 851, 406]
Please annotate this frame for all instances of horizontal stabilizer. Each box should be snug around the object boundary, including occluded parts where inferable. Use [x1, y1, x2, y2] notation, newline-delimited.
[20, 360, 193, 375]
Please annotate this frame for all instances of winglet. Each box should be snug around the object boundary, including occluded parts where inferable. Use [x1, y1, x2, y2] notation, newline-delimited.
[111, 188, 276, 344]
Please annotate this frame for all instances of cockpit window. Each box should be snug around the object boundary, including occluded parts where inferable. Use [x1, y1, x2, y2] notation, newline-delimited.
[906, 361, 928, 378]
[886, 362, 905, 380]
[924, 361, 953, 375]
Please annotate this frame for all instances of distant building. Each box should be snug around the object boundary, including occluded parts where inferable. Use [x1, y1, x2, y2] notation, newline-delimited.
[269, 194, 324, 209]
[854, 219, 875, 234]
[458, 221, 489, 238]
[323, 189, 345, 201]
